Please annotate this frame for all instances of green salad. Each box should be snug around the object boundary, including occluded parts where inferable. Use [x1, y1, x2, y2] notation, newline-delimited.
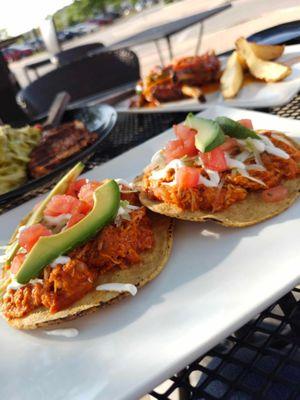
[0, 125, 41, 195]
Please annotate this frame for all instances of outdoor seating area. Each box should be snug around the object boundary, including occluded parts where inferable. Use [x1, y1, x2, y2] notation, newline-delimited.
[0, 1, 300, 400]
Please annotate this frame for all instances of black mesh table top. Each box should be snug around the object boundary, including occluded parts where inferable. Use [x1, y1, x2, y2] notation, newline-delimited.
[1, 97, 300, 400]
[150, 288, 300, 400]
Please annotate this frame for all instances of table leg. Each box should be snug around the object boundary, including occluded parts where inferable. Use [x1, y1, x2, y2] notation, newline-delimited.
[195, 22, 204, 55]
[154, 40, 165, 66]
[166, 35, 173, 61]
[23, 67, 31, 84]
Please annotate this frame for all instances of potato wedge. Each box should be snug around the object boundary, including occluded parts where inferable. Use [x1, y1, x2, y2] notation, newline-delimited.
[249, 41, 284, 61]
[236, 37, 291, 82]
[235, 40, 284, 70]
[220, 51, 244, 98]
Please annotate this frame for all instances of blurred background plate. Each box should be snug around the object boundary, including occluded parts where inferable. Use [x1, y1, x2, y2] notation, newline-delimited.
[0, 103, 117, 204]
[116, 44, 300, 112]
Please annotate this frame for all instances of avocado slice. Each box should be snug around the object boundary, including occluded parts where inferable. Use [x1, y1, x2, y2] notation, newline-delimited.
[5, 162, 85, 265]
[15, 179, 120, 284]
[216, 116, 261, 140]
[184, 113, 225, 152]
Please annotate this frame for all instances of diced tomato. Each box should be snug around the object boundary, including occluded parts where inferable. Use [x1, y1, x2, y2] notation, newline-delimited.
[164, 136, 197, 163]
[44, 195, 82, 217]
[173, 124, 196, 141]
[19, 224, 52, 252]
[183, 135, 198, 157]
[219, 138, 238, 152]
[66, 213, 86, 228]
[66, 179, 88, 197]
[164, 140, 186, 162]
[200, 147, 228, 172]
[78, 200, 92, 214]
[166, 139, 183, 151]
[78, 181, 101, 206]
[238, 119, 253, 129]
[11, 253, 26, 274]
[176, 166, 200, 188]
[262, 185, 288, 203]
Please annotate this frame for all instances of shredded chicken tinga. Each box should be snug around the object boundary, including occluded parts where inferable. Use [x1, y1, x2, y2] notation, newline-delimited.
[136, 117, 300, 227]
[0, 171, 173, 330]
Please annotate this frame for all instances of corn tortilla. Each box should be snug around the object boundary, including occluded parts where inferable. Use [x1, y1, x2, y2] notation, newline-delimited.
[136, 134, 300, 227]
[2, 212, 173, 330]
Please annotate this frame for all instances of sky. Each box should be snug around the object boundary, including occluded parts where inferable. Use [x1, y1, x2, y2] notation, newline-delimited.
[0, 0, 73, 36]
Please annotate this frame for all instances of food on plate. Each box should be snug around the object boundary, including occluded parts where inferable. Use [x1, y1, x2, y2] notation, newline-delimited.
[0, 119, 98, 197]
[0, 163, 173, 329]
[132, 52, 220, 107]
[135, 114, 300, 227]
[247, 42, 285, 62]
[0, 125, 41, 195]
[220, 51, 244, 99]
[235, 37, 291, 83]
[29, 121, 98, 178]
[220, 38, 290, 99]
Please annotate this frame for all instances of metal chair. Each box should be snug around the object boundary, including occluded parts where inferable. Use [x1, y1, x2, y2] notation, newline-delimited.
[53, 42, 105, 66]
[17, 49, 140, 119]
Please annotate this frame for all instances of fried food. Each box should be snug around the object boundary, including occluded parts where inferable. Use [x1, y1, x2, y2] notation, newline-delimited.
[235, 37, 291, 82]
[220, 51, 244, 99]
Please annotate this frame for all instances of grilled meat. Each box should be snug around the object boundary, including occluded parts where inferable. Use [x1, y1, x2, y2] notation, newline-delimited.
[173, 52, 221, 86]
[150, 82, 184, 103]
[29, 121, 97, 178]
[133, 52, 220, 106]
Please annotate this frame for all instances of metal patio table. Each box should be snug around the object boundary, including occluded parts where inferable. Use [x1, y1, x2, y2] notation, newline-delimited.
[1, 94, 300, 400]
[92, 3, 231, 65]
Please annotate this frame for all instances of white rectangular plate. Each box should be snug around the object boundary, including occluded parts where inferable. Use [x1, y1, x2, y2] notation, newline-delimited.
[0, 106, 300, 400]
[116, 44, 300, 112]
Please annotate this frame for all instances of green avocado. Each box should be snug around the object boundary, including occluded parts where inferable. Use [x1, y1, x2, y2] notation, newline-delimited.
[215, 116, 261, 140]
[15, 179, 120, 284]
[184, 113, 225, 152]
[5, 162, 85, 265]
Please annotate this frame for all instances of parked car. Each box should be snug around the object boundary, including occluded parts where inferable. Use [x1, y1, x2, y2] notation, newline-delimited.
[57, 30, 77, 42]
[89, 15, 113, 26]
[2, 45, 33, 62]
[68, 23, 99, 35]
[25, 38, 44, 51]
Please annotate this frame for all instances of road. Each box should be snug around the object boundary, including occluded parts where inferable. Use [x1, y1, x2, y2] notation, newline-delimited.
[9, 0, 300, 87]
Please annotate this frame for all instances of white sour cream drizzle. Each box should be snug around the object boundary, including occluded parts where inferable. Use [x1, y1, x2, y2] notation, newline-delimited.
[115, 178, 133, 188]
[114, 201, 140, 226]
[198, 169, 220, 187]
[45, 328, 79, 338]
[96, 283, 137, 296]
[50, 256, 71, 269]
[225, 153, 247, 170]
[201, 229, 220, 239]
[151, 159, 185, 180]
[260, 135, 290, 159]
[6, 278, 43, 291]
[238, 136, 290, 160]
[151, 149, 165, 167]
[43, 214, 72, 226]
[15, 225, 27, 239]
[237, 168, 267, 187]
[271, 132, 294, 146]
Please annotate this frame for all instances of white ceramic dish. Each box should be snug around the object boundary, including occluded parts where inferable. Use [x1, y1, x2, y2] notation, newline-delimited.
[116, 44, 300, 112]
[0, 106, 299, 400]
